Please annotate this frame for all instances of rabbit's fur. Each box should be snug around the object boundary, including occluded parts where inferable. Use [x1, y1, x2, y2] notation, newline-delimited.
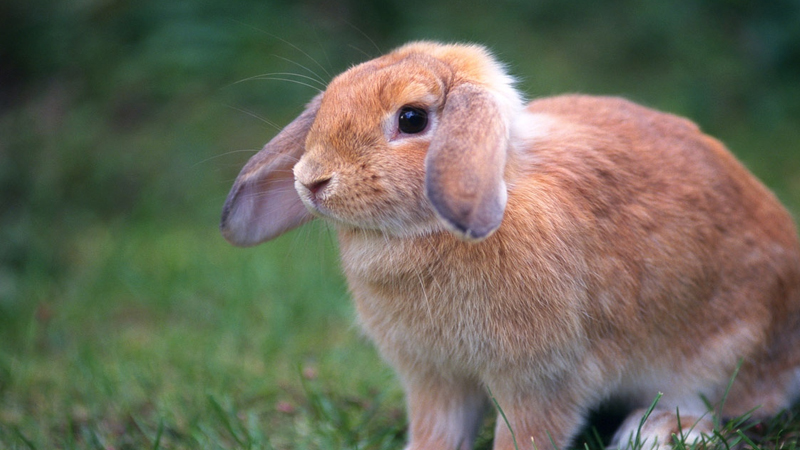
[221, 42, 800, 449]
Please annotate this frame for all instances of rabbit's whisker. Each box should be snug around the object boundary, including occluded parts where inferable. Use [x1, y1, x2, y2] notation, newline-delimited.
[232, 71, 327, 89]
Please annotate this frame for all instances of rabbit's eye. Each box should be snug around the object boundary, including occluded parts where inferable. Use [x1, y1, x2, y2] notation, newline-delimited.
[398, 107, 428, 134]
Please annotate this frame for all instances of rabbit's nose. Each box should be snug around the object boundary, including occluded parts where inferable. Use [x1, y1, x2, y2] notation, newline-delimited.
[303, 177, 331, 196]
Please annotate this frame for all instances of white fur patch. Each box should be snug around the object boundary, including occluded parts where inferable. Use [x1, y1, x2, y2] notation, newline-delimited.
[507, 111, 561, 168]
[612, 409, 714, 450]
[511, 112, 559, 144]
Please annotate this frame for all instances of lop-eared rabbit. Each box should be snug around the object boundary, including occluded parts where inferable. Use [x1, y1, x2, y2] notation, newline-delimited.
[221, 42, 800, 449]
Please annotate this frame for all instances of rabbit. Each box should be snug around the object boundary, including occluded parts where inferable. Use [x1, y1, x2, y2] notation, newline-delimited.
[220, 41, 800, 450]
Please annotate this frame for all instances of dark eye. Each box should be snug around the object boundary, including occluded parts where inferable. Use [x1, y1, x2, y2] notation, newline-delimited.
[398, 106, 429, 134]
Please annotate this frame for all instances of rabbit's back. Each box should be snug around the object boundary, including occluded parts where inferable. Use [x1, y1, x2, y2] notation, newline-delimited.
[514, 95, 800, 409]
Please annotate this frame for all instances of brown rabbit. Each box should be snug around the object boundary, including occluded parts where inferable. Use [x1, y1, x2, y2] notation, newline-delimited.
[220, 42, 800, 449]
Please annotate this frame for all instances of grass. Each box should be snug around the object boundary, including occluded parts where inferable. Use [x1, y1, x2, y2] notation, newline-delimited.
[0, 219, 406, 449]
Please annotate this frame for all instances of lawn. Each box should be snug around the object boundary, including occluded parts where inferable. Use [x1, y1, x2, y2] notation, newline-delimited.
[0, 218, 407, 448]
[1, 0, 799, 448]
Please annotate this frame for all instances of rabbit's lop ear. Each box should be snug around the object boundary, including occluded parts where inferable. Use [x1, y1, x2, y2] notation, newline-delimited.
[425, 83, 512, 242]
[220, 95, 321, 247]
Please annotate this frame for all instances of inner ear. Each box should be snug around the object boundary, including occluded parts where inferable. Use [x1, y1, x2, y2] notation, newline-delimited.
[425, 83, 510, 241]
[220, 95, 321, 246]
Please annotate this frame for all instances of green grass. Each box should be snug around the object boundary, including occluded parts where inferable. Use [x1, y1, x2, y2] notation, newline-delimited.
[0, 219, 405, 449]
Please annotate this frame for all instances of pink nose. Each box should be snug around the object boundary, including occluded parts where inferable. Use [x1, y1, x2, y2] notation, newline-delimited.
[303, 177, 331, 195]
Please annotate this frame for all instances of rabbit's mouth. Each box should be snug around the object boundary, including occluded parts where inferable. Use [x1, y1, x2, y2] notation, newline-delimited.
[292, 174, 443, 237]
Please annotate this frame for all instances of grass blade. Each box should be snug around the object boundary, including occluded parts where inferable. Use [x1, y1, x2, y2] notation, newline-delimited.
[152, 419, 164, 450]
[208, 395, 248, 448]
[629, 392, 663, 450]
[716, 360, 743, 429]
[13, 427, 37, 450]
[487, 386, 519, 450]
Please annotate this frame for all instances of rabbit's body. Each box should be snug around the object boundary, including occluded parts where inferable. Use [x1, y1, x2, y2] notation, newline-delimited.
[221, 42, 800, 449]
[341, 95, 800, 448]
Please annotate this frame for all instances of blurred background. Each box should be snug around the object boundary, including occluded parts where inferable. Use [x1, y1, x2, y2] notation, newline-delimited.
[1, 0, 799, 447]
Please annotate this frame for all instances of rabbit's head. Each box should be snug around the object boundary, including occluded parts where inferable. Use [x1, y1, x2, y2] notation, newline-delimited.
[221, 42, 524, 245]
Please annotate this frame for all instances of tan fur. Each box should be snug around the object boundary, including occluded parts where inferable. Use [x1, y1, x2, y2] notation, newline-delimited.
[221, 42, 800, 449]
